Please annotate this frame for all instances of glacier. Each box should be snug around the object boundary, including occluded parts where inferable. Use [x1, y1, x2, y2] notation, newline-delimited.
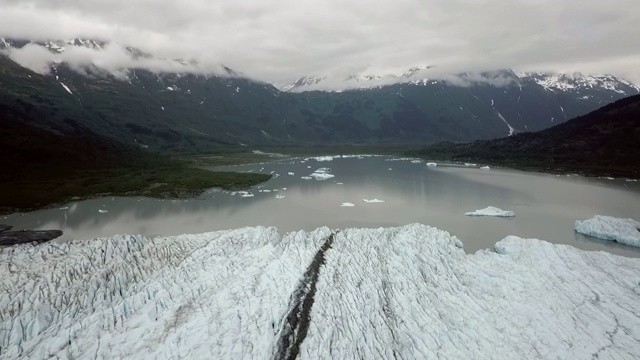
[1, 224, 640, 359]
[465, 206, 515, 217]
[575, 215, 640, 248]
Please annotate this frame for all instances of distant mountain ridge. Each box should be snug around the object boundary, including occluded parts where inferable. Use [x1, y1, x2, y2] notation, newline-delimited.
[281, 69, 639, 94]
[1, 36, 639, 152]
[413, 94, 640, 177]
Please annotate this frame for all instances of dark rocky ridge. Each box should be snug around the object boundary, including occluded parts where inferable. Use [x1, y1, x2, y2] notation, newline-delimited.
[0, 225, 62, 246]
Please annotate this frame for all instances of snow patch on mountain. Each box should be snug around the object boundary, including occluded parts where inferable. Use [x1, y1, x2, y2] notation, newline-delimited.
[59, 82, 73, 95]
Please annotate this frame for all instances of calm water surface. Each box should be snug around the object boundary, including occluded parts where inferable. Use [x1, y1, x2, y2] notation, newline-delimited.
[4, 156, 640, 257]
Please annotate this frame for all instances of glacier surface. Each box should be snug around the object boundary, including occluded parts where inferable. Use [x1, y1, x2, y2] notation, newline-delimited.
[575, 215, 640, 248]
[1, 224, 639, 359]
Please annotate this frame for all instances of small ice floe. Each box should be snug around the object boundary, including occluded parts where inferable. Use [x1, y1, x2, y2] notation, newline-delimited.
[465, 206, 515, 217]
[388, 168, 392, 171]
[411, 160, 422, 163]
[262, 190, 272, 193]
[626, 179, 638, 182]
[464, 163, 477, 167]
[605, 177, 615, 180]
[341, 202, 355, 207]
[240, 192, 255, 198]
[288, 172, 295, 176]
[426, 162, 437, 167]
[575, 215, 640, 248]
[301, 176, 313, 180]
[59, 207, 69, 210]
[314, 156, 334, 162]
[480, 166, 491, 170]
[98, 209, 108, 214]
[336, 182, 344, 185]
[363, 199, 385, 203]
[275, 194, 285, 199]
[307, 166, 312, 169]
[309, 168, 335, 180]
[282, 188, 287, 191]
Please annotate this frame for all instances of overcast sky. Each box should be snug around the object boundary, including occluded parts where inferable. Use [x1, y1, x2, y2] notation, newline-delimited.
[1, 0, 640, 85]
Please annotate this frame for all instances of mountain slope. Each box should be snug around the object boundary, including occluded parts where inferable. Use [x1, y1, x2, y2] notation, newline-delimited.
[413, 94, 640, 177]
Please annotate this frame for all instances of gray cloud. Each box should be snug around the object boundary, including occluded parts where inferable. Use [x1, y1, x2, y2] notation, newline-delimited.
[1, 0, 639, 86]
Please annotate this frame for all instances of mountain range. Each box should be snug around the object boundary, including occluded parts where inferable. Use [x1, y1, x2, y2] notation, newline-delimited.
[1, 37, 639, 152]
[413, 94, 640, 177]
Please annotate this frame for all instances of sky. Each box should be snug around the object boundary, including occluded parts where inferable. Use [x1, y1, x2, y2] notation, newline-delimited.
[1, 0, 639, 86]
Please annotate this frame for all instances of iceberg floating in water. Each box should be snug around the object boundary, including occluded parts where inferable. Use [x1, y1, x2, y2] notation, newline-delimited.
[480, 165, 491, 170]
[411, 159, 422, 163]
[98, 209, 108, 214]
[309, 168, 335, 181]
[464, 163, 477, 167]
[575, 215, 640, 248]
[465, 206, 515, 217]
[240, 192, 255, 198]
[275, 194, 285, 199]
[426, 162, 437, 167]
[288, 172, 295, 176]
[340, 202, 355, 207]
[1, 225, 640, 359]
[301, 176, 313, 180]
[363, 198, 385, 203]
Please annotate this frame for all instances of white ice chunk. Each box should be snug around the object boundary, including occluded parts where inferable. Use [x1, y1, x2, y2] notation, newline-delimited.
[480, 165, 491, 170]
[314, 156, 334, 162]
[575, 215, 640, 247]
[340, 202, 355, 207]
[98, 209, 108, 213]
[426, 162, 437, 167]
[309, 168, 335, 181]
[411, 160, 422, 163]
[240, 192, 255, 197]
[301, 176, 313, 180]
[465, 206, 515, 217]
[275, 194, 285, 199]
[362, 198, 385, 203]
[288, 172, 295, 176]
[464, 163, 477, 167]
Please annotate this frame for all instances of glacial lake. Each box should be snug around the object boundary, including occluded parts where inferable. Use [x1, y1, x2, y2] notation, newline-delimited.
[4, 155, 640, 257]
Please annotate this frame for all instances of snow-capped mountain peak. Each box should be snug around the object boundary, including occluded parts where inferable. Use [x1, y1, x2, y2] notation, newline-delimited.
[529, 72, 640, 94]
[0, 38, 106, 53]
[281, 67, 638, 95]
